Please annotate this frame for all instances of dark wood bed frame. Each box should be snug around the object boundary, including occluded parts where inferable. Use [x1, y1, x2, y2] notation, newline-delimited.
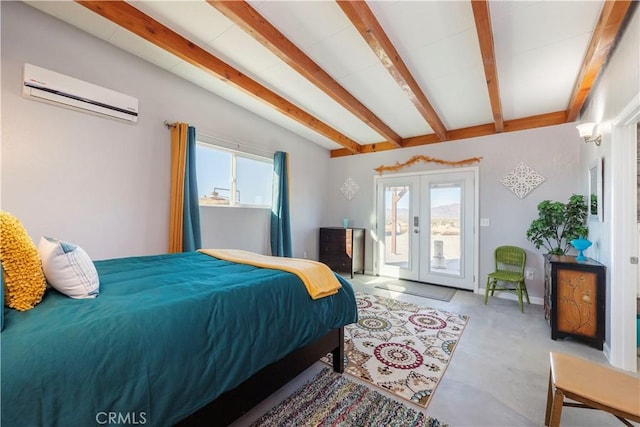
[177, 327, 344, 426]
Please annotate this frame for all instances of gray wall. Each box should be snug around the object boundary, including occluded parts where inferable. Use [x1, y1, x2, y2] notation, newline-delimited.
[328, 123, 582, 299]
[1, 1, 329, 260]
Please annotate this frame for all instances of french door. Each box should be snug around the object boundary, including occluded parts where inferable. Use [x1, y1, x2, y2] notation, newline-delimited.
[375, 169, 477, 290]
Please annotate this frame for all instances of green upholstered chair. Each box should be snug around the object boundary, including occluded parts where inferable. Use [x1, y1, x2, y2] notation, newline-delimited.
[484, 245, 529, 312]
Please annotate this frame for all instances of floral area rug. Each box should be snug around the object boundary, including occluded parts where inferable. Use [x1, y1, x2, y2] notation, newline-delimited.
[251, 368, 448, 427]
[322, 292, 469, 408]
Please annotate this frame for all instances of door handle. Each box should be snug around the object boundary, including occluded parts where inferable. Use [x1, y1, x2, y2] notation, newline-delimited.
[414, 229, 420, 234]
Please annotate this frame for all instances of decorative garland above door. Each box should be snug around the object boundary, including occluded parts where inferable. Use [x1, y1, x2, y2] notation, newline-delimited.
[374, 154, 482, 175]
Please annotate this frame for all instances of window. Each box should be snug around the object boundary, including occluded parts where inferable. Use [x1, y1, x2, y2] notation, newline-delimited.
[196, 143, 273, 208]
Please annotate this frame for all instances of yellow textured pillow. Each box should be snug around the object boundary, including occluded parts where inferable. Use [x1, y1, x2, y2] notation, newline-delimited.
[0, 211, 46, 311]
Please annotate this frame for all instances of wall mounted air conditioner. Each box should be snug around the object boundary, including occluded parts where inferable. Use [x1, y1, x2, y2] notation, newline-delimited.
[22, 63, 138, 123]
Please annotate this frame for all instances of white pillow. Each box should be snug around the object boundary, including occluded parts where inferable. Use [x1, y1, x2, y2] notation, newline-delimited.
[37, 236, 99, 299]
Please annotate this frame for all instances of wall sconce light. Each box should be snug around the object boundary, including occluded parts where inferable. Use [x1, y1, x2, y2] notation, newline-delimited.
[576, 122, 601, 146]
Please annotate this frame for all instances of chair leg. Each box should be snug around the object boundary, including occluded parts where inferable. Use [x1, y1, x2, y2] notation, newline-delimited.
[484, 277, 492, 305]
[522, 281, 530, 304]
[548, 387, 565, 427]
[545, 369, 553, 426]
[517, 285, 524, 313]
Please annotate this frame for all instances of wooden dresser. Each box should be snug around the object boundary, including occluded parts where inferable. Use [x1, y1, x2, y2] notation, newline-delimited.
[544, 255, 606, 349]
[319, 227, 365, 278]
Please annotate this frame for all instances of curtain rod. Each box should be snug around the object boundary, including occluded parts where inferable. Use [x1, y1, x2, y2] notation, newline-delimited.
[164, 121, 274, 157]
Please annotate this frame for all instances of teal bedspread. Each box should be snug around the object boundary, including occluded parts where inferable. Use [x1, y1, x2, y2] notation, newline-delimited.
[1, 252, 357, 426]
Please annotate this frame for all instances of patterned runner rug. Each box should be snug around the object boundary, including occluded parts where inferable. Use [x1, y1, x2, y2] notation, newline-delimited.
[251, 368, 448, 427]
[322, 292, 469, 408]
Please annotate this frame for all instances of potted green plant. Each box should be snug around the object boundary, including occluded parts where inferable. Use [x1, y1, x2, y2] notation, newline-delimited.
[526, 194, 588, 255]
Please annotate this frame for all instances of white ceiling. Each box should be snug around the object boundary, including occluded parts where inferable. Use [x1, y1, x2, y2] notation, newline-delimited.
[24, 1, 606, 152]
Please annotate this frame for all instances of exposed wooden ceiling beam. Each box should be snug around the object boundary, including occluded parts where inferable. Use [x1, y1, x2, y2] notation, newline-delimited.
[76, 0, 361, 154]
[566, 0, 633, 122]
[336, 0, 449, 142]
[503, 111, 567, 133]
[471, 0, 504, 133]
[208, 1, 402, 147]
[330, 110, 567, 158]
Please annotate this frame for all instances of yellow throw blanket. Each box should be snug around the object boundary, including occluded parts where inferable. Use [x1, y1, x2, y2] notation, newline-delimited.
[198, 249, 342, 300]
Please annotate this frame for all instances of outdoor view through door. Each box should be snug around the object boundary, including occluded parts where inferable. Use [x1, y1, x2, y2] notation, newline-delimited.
[376, 169, 477, 290]
[429, 182, 462, 275]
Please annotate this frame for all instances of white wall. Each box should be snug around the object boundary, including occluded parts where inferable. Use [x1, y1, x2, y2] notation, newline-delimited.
[3, 1, 626, 306]
[578, 6, 639, 370]
[580, 7, 639, 266]
[328, 123, 582, 299]
[1, 1, 330, 260]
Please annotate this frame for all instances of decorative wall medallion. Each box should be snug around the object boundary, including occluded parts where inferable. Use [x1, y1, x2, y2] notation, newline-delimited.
[500, 161, 545, 199]
[340, 177, 360, 200]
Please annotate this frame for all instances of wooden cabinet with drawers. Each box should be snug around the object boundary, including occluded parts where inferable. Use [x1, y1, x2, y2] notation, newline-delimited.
[319, 227, 365, 278]
[544, 255, 606, 350]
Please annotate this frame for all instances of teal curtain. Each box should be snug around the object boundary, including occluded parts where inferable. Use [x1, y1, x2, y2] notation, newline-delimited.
[182, 126, 202, 252]
[1, 269, 4, 331]
[271, 151, 292, 257]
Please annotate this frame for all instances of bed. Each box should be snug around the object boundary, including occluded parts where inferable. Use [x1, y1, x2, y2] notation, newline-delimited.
[1, 250, 358, 426]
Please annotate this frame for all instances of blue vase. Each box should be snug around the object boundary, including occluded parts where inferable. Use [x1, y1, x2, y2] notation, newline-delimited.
[570, 237, 592, 262]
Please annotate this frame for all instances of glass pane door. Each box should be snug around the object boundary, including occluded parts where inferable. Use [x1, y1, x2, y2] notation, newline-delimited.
[376, 170, 476, 290]
[376, 177, 419, 281]
[419, 171, 475, 290]
[429, 182, 462, 276]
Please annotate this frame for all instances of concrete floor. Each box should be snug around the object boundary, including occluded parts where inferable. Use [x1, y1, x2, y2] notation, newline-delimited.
[231, 275, 639, 427]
